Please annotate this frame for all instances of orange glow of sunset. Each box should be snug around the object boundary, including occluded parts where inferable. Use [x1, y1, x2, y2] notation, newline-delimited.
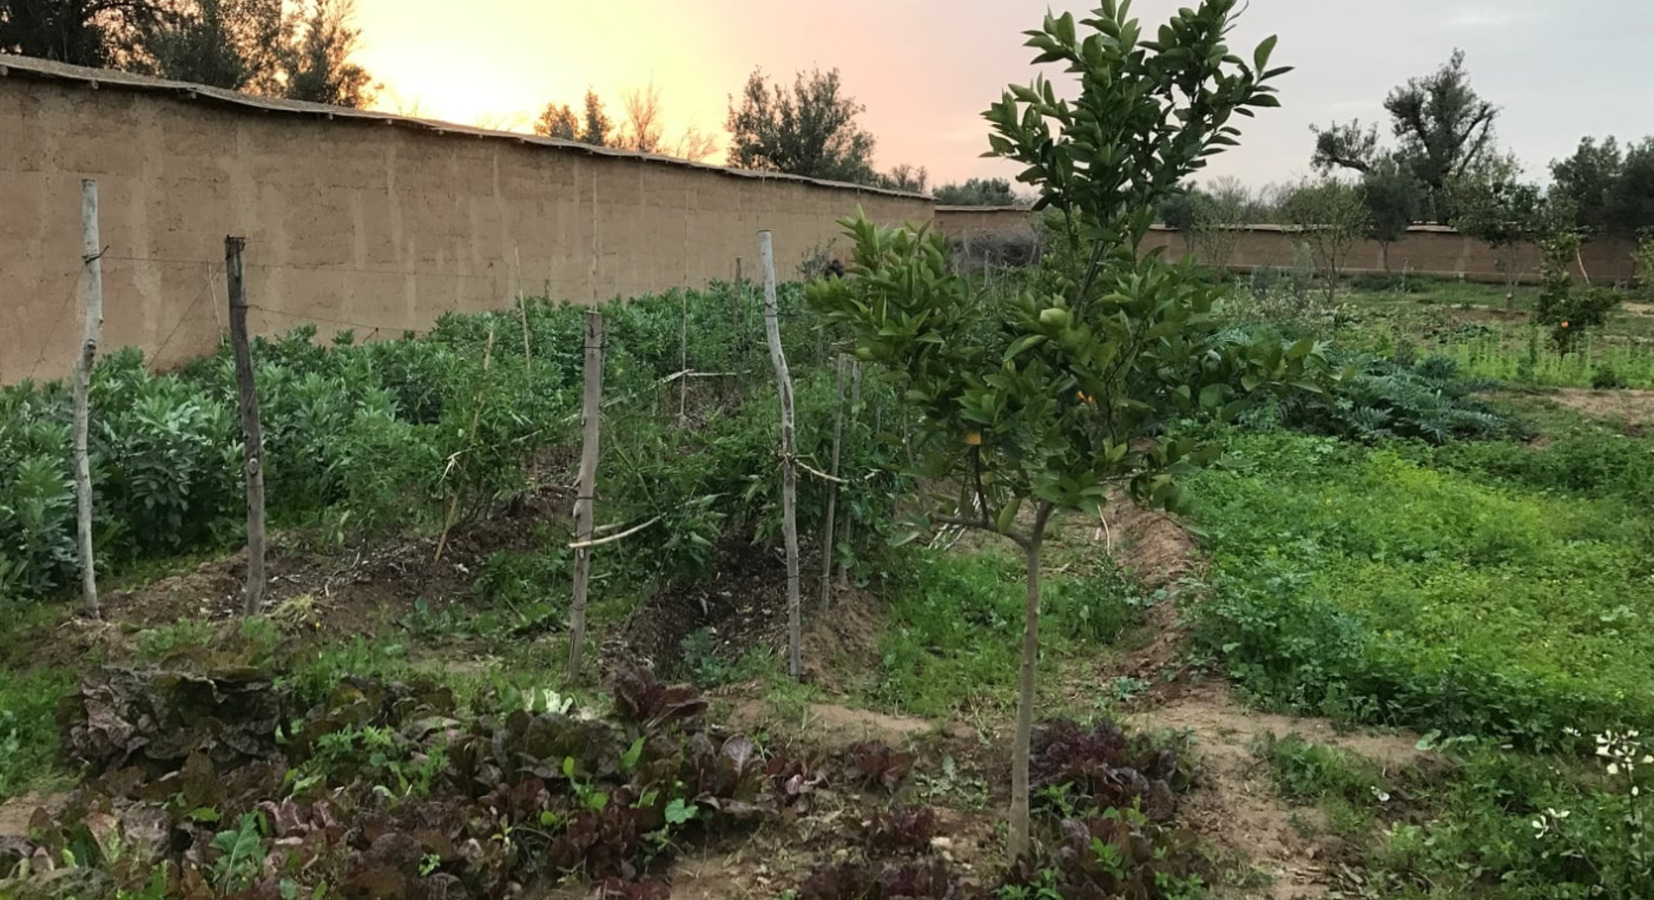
[344, 0, 1033, 184]
[353, 1, 741, 153]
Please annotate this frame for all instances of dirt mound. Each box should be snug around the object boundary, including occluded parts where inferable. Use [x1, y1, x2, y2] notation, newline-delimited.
[605, 536, 817, 679]
[801, 587, 886, 694]
[1103, 493, 1199, 590]
[26, 485, 570, 670]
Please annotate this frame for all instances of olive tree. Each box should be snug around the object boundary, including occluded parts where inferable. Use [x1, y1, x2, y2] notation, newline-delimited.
[809, 0, 1328, 859]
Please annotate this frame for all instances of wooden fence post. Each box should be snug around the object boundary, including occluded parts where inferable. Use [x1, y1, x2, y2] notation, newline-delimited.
[837, 361, 863, 590]
[72, 179, 104, 620]
[760, 231, 803, 680]
[568, 309, 605, 678]
[225, 236, 266, 617]
[820, 355, 847, 611]
[515, 244, 533, 378]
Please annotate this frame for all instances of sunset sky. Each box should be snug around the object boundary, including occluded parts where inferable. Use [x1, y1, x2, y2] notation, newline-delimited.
[350, 0, 1651, 191]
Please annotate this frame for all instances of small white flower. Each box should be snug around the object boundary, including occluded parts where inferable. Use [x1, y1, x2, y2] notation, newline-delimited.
[1609, 763, 1621, 776]
[1634, 786, 1641, 798]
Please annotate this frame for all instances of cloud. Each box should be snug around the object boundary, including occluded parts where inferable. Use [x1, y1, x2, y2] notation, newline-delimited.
[1442, 6, 1539, 28]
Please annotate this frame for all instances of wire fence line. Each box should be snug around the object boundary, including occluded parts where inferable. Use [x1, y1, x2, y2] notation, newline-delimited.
[26, 270, 85, 381]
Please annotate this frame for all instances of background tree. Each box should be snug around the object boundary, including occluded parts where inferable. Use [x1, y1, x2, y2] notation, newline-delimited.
[1280, 177, 1369, 302]
[1310, 119, 1379, 174]
[1360, 157, 1423, 272]
[879, 164, 928, 194]
[579, 88, 612, 147]
[933, 177, 1021, 206]
[533, 102, 577, 140]
[1188, 176, 1252, 274]
[811, 1, 1313, 860]
[135, 0, 282, 91]
[279, 0, 373, 107]
[1551, 136, 1624, 237]
[532, 90, 609, 146]
[671, 126, 719, 163]
[1311, 50, 1497, 223]
[725, 66, 878, 184]
[0, 0, 159, 67]
[618, 81, 663, 153]
[1453, 158, 1545, 310]
[1593, 139, 1654, 240]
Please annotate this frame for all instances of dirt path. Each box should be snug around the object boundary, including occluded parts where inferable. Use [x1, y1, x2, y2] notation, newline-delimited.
[1128, 684, 1424, 900]
[1544, 388, 1654, 427]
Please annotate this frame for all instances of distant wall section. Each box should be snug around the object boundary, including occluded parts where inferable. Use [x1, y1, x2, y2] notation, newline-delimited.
[933, 208, 1637, 284]
[0, 58, 931, 383]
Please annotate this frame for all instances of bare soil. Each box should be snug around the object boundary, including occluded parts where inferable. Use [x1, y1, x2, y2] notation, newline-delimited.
[1545, 388, 1654, 427]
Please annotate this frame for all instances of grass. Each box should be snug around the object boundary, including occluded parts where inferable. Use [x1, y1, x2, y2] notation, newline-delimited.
[0, 667, 76, 800]
[1190, 428, 1654, 746]
[1335, 279, 1654, 389]
[1446, 332, 1654, 389]
[1256, 732, 1389, 807]
[870, 548, 1147, 718]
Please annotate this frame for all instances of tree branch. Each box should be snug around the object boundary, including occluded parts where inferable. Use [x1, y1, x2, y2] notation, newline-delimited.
[931, 515, 1031, 551]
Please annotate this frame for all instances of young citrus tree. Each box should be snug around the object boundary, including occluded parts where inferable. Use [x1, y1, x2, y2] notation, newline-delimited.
[809, 0, 1327, 858]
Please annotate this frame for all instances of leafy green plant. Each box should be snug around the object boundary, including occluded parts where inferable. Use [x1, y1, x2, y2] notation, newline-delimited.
[208, 812, 266, 893]
[1261, 352, 1512, 444]
[678, 627, 768, 689]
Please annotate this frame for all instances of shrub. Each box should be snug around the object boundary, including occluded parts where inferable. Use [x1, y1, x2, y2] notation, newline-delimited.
[1593, 364, 1629, 390]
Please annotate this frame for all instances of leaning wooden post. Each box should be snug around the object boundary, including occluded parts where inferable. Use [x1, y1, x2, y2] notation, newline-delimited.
[760, 231, 803, 680]
[837, 360, 863, 590]
[72, 179, 104, 620]
[819, 355, 848, 611]
[568, 309, 605, 678]
[225, 236, 266, 617]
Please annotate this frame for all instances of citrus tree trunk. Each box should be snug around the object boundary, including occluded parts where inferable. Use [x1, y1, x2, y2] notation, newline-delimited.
[1009, 504, 1055, 860]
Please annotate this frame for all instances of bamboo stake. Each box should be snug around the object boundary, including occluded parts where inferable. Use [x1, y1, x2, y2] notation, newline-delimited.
[73, 180, 103, 619]
[837, 361, 863, 590]
[820, 355, 847, 611]
[568, 309, 605, 678]
[760, 231, 802, 680]
[225, 235, 267, 616]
